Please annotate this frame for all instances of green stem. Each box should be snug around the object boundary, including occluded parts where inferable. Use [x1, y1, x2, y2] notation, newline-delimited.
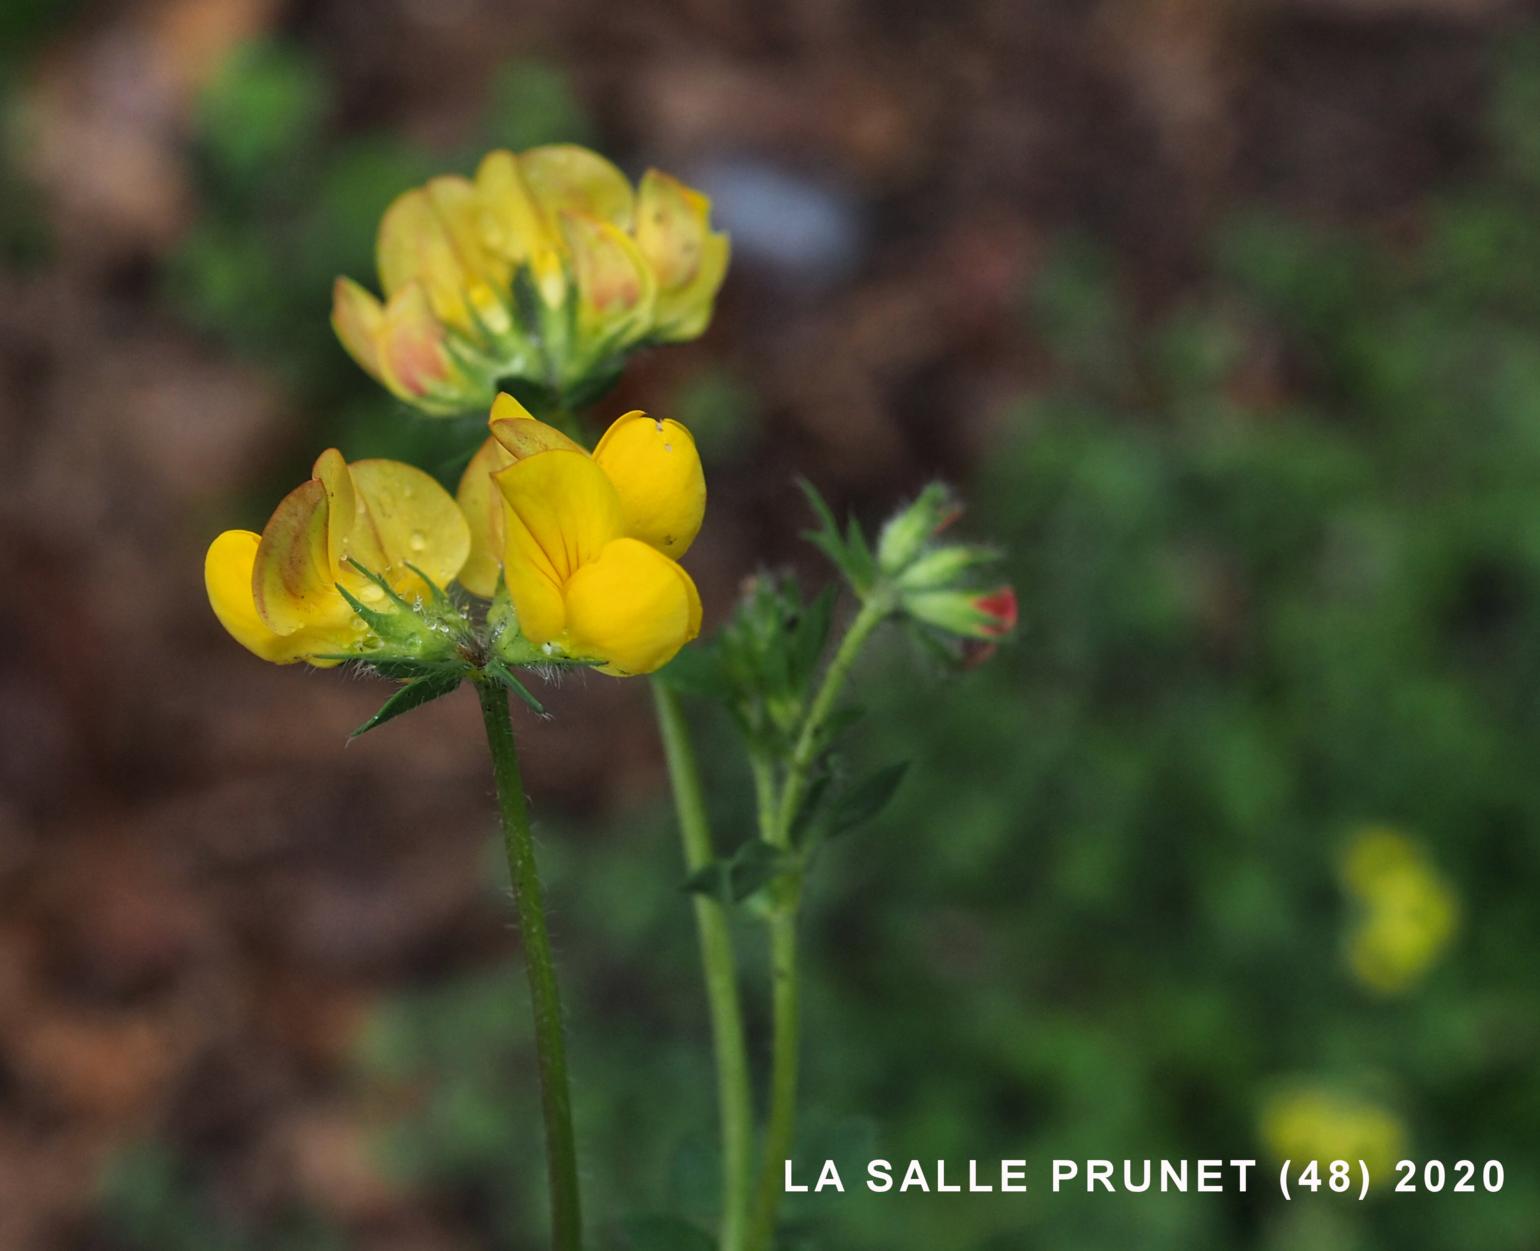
[746, 596, 889, 1251]
[476, 680, 583, 1251]
[777, 597, 891, 839]
[746, 909, 799, 1251]
[652, 681, 754, 1251]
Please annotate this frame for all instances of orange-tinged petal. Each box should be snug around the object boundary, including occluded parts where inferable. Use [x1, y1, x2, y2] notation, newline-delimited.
[493, 448, 625, 586]
[455, 434, 516, 598]
[251, 478, 355, 637]
[591, 410, 706, 557]
[207, 531, 307, 665]
[485, 393, 586, 460]
[635, 170, 728, 341]
[311, 447, 355, 578]
[561, 212, 656, 345]
[520, 144, 634, 229]
[331, 277, 385, 379]
[377, 284, 455, 400]
[564, 537, 702, 675]
[635, 170, 711, 290]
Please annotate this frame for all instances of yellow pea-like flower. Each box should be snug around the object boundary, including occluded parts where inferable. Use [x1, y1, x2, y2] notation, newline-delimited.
[1337, 826, 1459, 995]
[1260, 1085, 1406, 1185]
[455, 393, 706, 675]
[457, 394, 706, 596]
[205, 451, 471, 666]
[334, 145, 728, 417]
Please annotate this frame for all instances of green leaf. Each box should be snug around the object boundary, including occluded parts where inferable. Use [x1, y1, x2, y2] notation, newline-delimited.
[483, 660, 547, 715]
[350, 672, 462, 738]
[682, 839, 797, 906]
[830, 762, 909, 837]
[788, 584, 837, 687]
[796, 476, 841, 542]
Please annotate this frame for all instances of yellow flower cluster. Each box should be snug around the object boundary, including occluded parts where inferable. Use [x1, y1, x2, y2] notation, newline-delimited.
[458, 394, 705, 675]
[332, 145, 729, 415]
[1260, 1085, 1406, 1184]
[1338, 826, 1458, 995]
[205, 395, 705, 677]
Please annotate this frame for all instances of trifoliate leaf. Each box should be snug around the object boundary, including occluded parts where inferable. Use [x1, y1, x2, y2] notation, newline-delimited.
[788, 584, 837, 688]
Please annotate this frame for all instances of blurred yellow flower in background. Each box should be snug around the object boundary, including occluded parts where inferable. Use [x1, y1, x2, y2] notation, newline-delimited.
[1338, 826, 1459, 995]
[333, 145, 729, 416]
[205, 451, 470, 665]
[456, 393, 705, 675]
[1260, 1085, 1407, 1184]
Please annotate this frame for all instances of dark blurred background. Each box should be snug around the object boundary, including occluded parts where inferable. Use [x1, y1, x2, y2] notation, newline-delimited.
[5, 0, 1540, 1247]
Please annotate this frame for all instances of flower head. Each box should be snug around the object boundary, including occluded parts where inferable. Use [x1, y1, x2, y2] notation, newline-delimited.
[1260, 1085, 1406, 1184]
[456, 394, 705, 676]
[206, 451, 470, 666]
[334, 145, 729, 416]
[1338, 826, 1459, 995]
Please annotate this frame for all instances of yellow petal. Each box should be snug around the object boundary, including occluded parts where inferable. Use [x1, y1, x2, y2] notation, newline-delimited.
[377, 284, 456, 401]
[564, 537, 702, 675]
[311, 447, 355, 578]
[455, 435, 515, 598]
[655, 230, 729, 342]
[487, 391, 585, 461]
[635, 170, 712, 290]
[331, 277, 385, 379]
[500, 493, 568, 646]
[591, 410, 706, 556]
[635, 170, 728, 340]
[206, 530, 341, 666]
[346, 459, 472, 594]
[561, 212, 656, 345]
[489, 391, 537, 424]
[493, 448, 625, 586]
[378, 187, 465, 328]
[425, 175, 512, 334]
[520, 144, 634, 229]
[475, 148, 558, 265]
[251, 477, 354, 636]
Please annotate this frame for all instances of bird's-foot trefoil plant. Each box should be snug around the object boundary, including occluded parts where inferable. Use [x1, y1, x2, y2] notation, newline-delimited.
[204, 141, 1014, 1250]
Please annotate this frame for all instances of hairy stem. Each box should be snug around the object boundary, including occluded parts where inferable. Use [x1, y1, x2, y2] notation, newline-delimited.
[476, 680, 583, 1251]
[652, 681, 754, 1251]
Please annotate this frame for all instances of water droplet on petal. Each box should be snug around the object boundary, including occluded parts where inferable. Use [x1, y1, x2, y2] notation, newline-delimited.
[408, 530, 427, 553]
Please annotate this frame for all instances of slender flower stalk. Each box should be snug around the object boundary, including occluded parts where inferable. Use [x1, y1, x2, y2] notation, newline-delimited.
[746, 596, 890, 1251]
[652, 682, 754, 1251]
[476, 679, 583, 1251]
